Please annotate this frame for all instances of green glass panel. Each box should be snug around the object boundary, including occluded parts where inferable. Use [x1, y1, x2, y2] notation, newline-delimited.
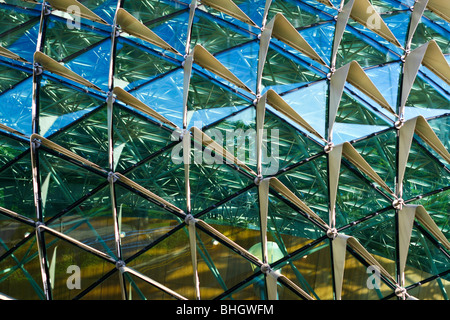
[343, 209, 396, 275]
[404, 225, 450, 286]
[402, 140, 450, 200]
[124, 147, 186, 211]
[51, 105, 109, 170]
[39, 77, 104, 137]
[267, 0, 332, 28]
[0, 235, 44, 300]
[336, 91, 391, 126]
[336, 27, 397, 68]
[410, 19, 450, 54]
[206, 107, 257, 172]
[202, 186, 259, 231]
[335, 162, 392, 228]
[263, 111, 323, 175]
[0, 134, 28, 169]
[409, 189, 449, 241]
[39, 151, 106, 219]
[267, 193, 325, 253]
[0, 156, 35, 219]
[0, 65, 30, 94]
[113, 105, 174, 171]
[43, 17, 106, 62]
[189, 145, 253, 214]
[276, 154, 329, 221]
[122, 0, 185, 25]
[352, 128, 397, 192]
[405, 75, 450, 111]
[0, 6, 37, 34]
[190, 14, 252, 54]
[114, 184, 180, 260]
[262, 47, 323, 93]
[114, 41, 178, 90]
[188, 72, 250, 112]
[43, 231, 116, 300]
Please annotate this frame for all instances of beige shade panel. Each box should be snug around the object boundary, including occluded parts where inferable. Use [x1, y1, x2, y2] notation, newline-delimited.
[34, 51, 103, 92]
[191, 45, 254, 94]
[0, 46, 28, 63]
[328, 61, 395, 140]
[113, 87, 178, 128]
[427, 0, 450, 23]
[332, 233, 397, 299]
[189, 126, 257, 175]
[30, 133, 108, 174]
[116, 8, 181, 56]
[397, 116, 450, 197]
[332, 0, 402, 67]
[400, 40, 450, 116]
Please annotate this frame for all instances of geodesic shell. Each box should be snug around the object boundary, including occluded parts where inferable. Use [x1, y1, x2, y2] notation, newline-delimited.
[0, 0, 449, 300]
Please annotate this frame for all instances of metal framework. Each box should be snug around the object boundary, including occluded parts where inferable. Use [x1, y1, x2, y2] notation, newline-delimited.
[0, 0, 449, 300]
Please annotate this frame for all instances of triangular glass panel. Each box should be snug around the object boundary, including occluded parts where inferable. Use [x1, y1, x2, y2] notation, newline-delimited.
[186, 71, 251, 129]
[190, 11, 253, 55]
[38, 150, 106, 220]
[343, 209, 397, 279]
[335, 161, 392, 228]
[42, 231, 116, 300]
[0, 234, 44, 300]
[39, 77, 104, 137]
[276, 154, 329, 222]
[113, 104, 175, 171]
[402, 139, 450, 201]
[123, 146, 186, 211]
[131, 68, 184, 129]
[113, 183, 181, 260]
[0, 64, 31, 95]
[114, 40, 179, 90]
[0, 133, 28, 169]
[336, 27, 398, 69]
[51, 105, 109, 171]
[0, 156, 35, 220]
[262, 46, 323, 95]
[47, 185, 116, 258]
[43, 16, 107, 62]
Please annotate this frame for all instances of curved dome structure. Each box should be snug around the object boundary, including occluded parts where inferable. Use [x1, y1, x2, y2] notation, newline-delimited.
[0, 0, 449, 300]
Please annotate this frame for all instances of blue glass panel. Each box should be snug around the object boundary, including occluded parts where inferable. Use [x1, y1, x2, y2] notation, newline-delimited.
[383, 11, 411, 50]
[150, 10, 190, 55]
[130, 68, 184, 128]
[332, 123, 389, 144]
[299, 22, 335, 67]
[64, 39, 111, 91]
[0, 77, 32, 136]
[2, 21, 38, 63]
[214, 41, 259, 95]
[279, 80, 328, 141]
[364, 62, 401, 109]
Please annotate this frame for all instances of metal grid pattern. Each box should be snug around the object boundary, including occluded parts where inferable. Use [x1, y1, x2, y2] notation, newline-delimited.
[0, 0, 449, 300]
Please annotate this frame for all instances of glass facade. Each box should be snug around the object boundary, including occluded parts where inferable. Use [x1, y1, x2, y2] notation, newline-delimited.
[0, 0, 448, 300]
